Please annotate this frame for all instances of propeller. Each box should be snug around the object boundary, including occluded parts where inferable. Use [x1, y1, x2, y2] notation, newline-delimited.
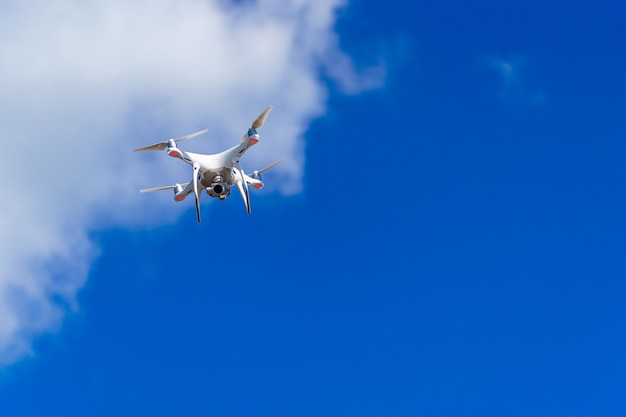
[192, 163, 201, 223]
[242, 106, 272, 142]
[243, 157, 287, 189]
[253, 157, 287, 176]
[134, 129, 208, 152]
[252, 105, 272, 129]
[140, 184, 179, 193]
[234, 164, 251, 215]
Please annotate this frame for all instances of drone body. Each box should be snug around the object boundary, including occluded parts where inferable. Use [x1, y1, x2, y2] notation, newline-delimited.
[134, 106, 285, 222]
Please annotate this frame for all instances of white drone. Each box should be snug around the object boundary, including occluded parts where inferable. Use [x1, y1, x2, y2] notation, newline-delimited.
[134, 106, 285, 222]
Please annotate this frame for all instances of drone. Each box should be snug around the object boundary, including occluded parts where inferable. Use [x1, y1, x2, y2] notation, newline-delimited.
[134, 105, 285, 222]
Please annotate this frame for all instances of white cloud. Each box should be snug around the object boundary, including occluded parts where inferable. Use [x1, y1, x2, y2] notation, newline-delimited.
[0, 0, 383, 366]
[489, 56, 523, 89]
[487, 55, 545, 105]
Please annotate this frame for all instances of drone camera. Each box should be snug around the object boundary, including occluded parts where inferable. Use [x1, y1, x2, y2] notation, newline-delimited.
[207, 182, 230, 198]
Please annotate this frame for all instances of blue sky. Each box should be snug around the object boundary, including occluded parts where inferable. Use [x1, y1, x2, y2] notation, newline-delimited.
[1, 0, 626, 416]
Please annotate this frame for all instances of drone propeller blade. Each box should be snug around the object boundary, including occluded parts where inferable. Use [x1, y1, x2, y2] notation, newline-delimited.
[192, 163, 201, 223]
[241, 106, 273, 142]
[134, 142, 169, 152]
[140, 185, 178, 193]
[256, 157, 287, 175]
[133, 129, 208, 152]
[174, 128, 209, 143]
[251, 105, 272, 130]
